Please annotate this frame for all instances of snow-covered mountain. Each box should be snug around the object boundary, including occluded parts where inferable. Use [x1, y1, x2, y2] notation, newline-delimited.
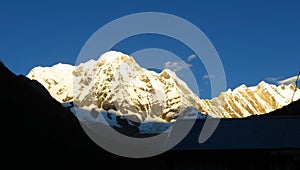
[27, 51, 300, 121]
[28, 51, 202, 123]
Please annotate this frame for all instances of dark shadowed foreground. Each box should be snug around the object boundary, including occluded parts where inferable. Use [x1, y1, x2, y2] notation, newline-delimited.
[1, 62, 299, 170]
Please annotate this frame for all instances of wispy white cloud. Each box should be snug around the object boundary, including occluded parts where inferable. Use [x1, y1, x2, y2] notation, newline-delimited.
[202, 74, 215, 85]
[264, 75, 300, 85]
[187, 54, 197, 62]
[278, 75, 300, 85]
[164, 61, 191, 72]
[202, 74, 215, 79]
[264, 77, 283, 84]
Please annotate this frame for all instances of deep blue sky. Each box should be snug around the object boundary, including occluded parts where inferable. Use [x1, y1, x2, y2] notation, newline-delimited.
[1, 0, 299, 99]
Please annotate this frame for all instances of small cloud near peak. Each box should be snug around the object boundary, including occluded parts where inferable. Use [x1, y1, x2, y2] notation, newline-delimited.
[187, 54, 197, 62]
[278, 75, 300, 85]
[164, 61, 191, 72]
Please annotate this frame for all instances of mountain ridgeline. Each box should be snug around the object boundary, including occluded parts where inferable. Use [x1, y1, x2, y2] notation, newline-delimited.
[27, 51, 300, 121]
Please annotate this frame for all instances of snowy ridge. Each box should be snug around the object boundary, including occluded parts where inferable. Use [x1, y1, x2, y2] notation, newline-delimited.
[27, 51, 300, 121]
[199, 81, 300, 118]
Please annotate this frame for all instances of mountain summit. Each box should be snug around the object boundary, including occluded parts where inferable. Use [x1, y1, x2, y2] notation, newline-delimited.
[27, 51, 300, 120]
[28, 51, 202, 122]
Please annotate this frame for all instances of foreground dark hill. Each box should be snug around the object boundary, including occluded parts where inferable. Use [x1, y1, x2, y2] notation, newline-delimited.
[258, 99, 300, 116]
[1, 61, 299, 170]
[0, 61, 98, 169]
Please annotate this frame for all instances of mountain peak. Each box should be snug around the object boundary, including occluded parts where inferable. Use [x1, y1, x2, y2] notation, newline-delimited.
[257, 80, 273, 88]
[95, 51, 138, 68]
[28, 51, 201, 122]
[233, 84, 248, 92]
[99, 51, 131, 61]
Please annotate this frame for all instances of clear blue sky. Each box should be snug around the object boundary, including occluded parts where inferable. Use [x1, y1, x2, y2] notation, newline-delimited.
[1, 0, 299, 99]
